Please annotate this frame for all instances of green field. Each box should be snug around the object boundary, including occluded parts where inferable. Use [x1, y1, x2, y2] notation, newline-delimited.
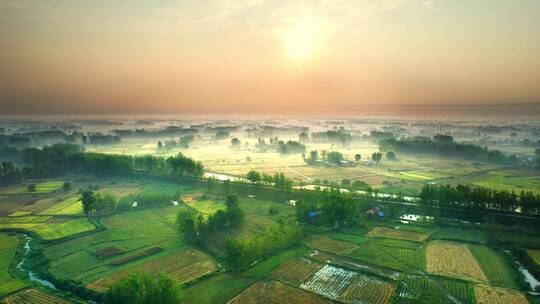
[468, 244, 519, 289]
[472, 170, 540, 194]
[180, 274, 254, 304]
[396, 274, 476, 304]
[241, 247, 308, 279]
[0, 216, 95, 240]
[433, 226, 488, 244]
[0, 234, 28, 297]
[45, 206, 185, 284]
[349, 238, 426, 272]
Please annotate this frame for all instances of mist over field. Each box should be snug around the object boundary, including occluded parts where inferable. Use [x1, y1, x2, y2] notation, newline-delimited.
[1, 1, 540, 303]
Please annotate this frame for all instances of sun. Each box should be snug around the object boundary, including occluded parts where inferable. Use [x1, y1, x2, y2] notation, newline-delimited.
[282, 16, 327, 63]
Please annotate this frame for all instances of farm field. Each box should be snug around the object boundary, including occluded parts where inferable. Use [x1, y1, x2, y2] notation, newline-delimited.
[0, 234, 28, 297]
[228, 280, 333, 304]
[0, 216, 95, 240]
[299, 264, 395, 304]
[433, 226, 488, 244]
[305, 235, 359, 255]
[349, 238, 426, 272]
[468, 244, 518, 289]
[270, 257, 323, 286]
[426, 240, 488, 282]
[87, 248, 216, 291]
[366, 226, 429, 242]
[181, 274, 255, 304]
[242, 247, 308, 279]
[45, 206, 185, 284]
[395, 274, 476, 304]
[474, 284, 529, 304]
[0, 288, 74, 304]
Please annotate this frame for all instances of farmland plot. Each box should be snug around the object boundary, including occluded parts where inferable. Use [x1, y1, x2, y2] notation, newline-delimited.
[527, 249, 540, 265]
[87, 248, 216, 291]
[0, 234, 28, 297]
[349, 239, 425, 272]
[366, 227, 428, 242]
[300, 265, 395, 304]
[433, 227, 488, 244]
[474, 284, 529, 304]
[228, 280, 334, 304]
[0, 288, 73, 304]
[305, 235, 359, 255]
[426, 240, 487, 282]
[270, 257, 322, 286]
[396, 274, 475, 304]
[468, 244, 518, 289]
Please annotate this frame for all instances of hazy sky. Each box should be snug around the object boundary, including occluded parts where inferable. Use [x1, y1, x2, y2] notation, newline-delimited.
[1, 0, 539, 114]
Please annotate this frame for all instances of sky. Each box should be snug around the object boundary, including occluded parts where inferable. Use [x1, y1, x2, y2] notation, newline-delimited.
[1, 0, 539, 115]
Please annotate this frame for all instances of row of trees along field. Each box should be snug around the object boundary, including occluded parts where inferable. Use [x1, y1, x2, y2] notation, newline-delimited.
[296, 193, 359, 228]
[245, 170, 293, 189]
[419, 184, 540, 215]
[378, 135, 518, 164]
[0, 143, 203, 185]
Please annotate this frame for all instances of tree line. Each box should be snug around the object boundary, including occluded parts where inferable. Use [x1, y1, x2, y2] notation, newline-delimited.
[0, 143, 203, 185]
[419, 183, 540, 215]
[296, 193, 359, 228]
[379, 135, 518, 165]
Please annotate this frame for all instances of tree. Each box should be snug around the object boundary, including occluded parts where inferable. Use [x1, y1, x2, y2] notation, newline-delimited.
[354, 154, 361, 162]
[225, 195, 244, 226]
[81, 135, 88, 144]
[81, 190, 95, 216]
[103, 272, 181, 304]
[231, 138, 241, 147]
[27, 184, 36, 192]
[157, 141, 163, 149]
[62, 181, 72, 191]
[371, 152, 382, 162]
[386, 151, 396, 160]
[246, 169, 261, 183]
[327, 151, 344, 165]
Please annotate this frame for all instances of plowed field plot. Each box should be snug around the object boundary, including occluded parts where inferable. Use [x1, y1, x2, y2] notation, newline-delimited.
[426, 240, 487, 282]
[300, 265, 394, 304]
[474, 284, 529, 304]
[366, 226, 428, 242]
[349, 239, 425, 272]
[309, 251, 400, 280]
[87, 248, 216, 291]
[305, 235, 359, 255]
[468, 244, 518, 289]
[228, 280, 334, 304]
[270, 257, 322, 285]
[396, 274, 476, 304]
[0, 288, 73, 304]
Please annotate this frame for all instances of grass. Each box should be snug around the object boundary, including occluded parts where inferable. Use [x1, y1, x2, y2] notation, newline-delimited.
[0, 233, 28, 297]
[433, 226, 488, 244]
[241, 247, 308, 279]
[180, 273, 254, 304]
[186, 199, 225, 216]
[468, 244, 519, 289]
[472, 170, 540, 194]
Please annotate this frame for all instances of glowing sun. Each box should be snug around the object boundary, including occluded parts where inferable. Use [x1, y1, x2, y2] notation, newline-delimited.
[282, 16, 327, 63]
